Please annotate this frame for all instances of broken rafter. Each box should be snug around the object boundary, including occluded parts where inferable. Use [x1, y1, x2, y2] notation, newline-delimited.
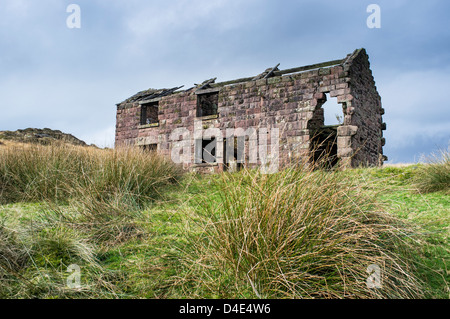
[274, 59, 344, 77]
[121, 57, 347, 105]
[251, 63, 280, 81]
[213, 58, 345, 88]
[162, 85, 184, 96]
[138, 85, 184, 104]
[196, 78, 217, 91]
[263, 63, 281, 79]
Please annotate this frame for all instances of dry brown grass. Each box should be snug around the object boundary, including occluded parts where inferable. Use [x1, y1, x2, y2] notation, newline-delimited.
[0, 139, 35, 149]
[0, 143, 183, 204]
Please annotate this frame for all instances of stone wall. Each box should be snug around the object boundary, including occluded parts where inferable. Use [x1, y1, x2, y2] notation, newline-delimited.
[346, 49, 386, 166]
[115, 103, 140, 146]
[115, 48, 385, 171]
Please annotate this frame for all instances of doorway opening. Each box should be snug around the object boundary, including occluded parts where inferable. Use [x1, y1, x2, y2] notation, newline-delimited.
[308, 93, 344, 168]
[195, 138, 217, 164]
[223, 137, 243, 172]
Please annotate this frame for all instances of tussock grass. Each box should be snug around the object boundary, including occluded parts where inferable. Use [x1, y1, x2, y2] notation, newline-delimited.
[415, 149, 450, 194]
[0, 143, 445, 298]
[0, 144, 183, 298]
[0, 200, 140, 298]
[183, 167, 426, 298]
[0, 144, 183, 204]
[0, 214, 100, 298]
[0, 218, 29, 275]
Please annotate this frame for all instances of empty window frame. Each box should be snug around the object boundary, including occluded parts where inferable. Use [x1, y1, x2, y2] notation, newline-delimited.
[141, 102, 159, 125]
[197, 92, 219, 117]
[223, 137, 244, 171]
[141, 144, 157, 152]
[323, 93, 344, 126]
[195, 138, 217, 163]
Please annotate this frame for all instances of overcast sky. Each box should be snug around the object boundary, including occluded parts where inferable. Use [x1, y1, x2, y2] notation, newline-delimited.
[0, 0, 449, 163]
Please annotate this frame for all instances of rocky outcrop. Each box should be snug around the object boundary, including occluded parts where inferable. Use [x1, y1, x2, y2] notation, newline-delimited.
[0, 128, 90, 147]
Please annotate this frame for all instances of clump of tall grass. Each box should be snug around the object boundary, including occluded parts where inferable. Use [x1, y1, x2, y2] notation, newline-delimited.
[0, 218, 29, 276]
[415, 148, 450, 194]
[186, 166, 426, 299]
[0, 143, 183, 249]
[44, 194, 145, 247]
[0, 214, 105, 298]
[0, 209, 138, 298]
[0, 144, 183, 205]
[29, 222, 97, 268]
[0, 144, 183, 297]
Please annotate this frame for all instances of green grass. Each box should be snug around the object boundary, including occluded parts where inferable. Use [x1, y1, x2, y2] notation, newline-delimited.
[351, 165, 449, 298]
[0, 145, 448, 299]
[414, 149, 450, 194]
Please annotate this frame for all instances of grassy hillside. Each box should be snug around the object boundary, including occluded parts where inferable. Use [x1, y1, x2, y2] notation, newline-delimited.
[0, 144, 448, 299]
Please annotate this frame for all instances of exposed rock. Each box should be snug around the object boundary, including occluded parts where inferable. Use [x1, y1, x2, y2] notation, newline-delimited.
[0, 128, 90, 147]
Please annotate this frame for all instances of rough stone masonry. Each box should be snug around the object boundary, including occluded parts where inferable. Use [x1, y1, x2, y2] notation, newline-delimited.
[115, 48, 386, 173]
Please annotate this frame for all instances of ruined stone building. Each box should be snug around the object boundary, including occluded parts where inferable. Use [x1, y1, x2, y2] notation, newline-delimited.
[115, 48, 386, 172]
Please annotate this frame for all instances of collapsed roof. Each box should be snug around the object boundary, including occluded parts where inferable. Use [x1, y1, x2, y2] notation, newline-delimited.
[121, 86, 184, 104]
[118, 49, 359, 105]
